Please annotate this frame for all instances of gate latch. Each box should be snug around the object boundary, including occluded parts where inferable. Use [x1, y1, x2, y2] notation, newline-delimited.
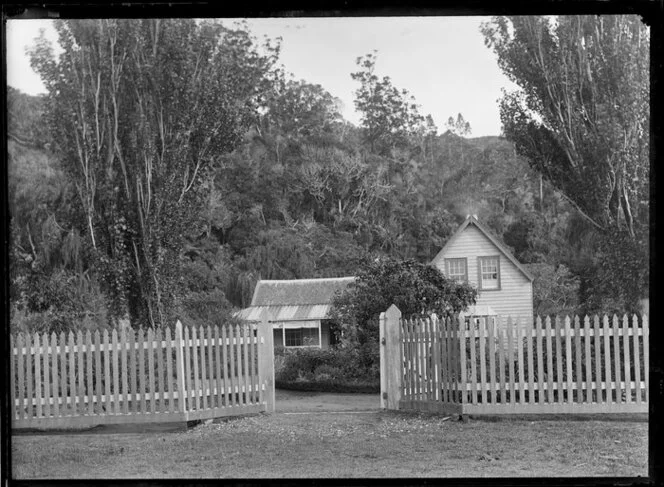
[381, 337, 386, 345]
[382, 392, 388, 400]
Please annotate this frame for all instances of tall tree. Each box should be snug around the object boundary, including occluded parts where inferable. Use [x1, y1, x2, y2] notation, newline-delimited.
[482, 15, 649, 237]
[482, 15, 649, 312]
[30, 19, 280, 327]
[351, 51, 431, 153]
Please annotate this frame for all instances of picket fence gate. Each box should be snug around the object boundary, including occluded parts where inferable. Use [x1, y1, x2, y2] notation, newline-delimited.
[379, 305, 649, 415]
[10, 317, 275, 430]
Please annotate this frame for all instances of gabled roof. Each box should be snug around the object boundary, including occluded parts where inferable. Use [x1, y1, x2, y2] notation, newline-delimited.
[236, 277, 356, 322]
[431, 215, 534, 281]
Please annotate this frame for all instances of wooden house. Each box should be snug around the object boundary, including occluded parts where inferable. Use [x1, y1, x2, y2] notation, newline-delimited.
[236, 277, 355, 349]
[431, 215, 534, 321]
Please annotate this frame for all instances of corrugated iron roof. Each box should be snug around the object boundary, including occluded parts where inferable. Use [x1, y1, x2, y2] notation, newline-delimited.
[235, 304, 333, 322]
[250, 277, 356, 306]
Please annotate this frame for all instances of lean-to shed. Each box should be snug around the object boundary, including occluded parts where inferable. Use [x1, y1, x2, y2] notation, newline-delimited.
[236, 277, 355, 349]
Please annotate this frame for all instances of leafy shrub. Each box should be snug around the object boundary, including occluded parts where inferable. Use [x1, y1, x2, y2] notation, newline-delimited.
[275, 346, 379, 385]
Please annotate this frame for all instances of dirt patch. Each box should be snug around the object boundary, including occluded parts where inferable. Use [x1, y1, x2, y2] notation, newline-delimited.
[276, 388, 380, 412]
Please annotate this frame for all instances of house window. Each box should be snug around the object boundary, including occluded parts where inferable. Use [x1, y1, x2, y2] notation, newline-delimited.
[284, 328, 320, 347]
[478, 256, 500, 290]
[445, 258, 468, 282]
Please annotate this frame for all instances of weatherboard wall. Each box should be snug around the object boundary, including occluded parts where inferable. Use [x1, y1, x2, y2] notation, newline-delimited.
[432, 224, 533, 320]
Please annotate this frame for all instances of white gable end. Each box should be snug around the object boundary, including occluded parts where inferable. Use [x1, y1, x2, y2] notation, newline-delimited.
[432, 223, 533, 320]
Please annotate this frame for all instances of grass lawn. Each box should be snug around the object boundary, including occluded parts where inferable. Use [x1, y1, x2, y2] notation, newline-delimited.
[11, 411, 648, 479]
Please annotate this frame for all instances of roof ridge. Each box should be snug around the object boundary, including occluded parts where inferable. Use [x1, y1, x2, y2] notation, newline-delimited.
[257, 277, 355, 284]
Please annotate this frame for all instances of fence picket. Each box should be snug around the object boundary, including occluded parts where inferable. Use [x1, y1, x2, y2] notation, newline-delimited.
[128, 329, 137, 413]
[76, 331, 86, 415]
[478, 318, 487, 404]
[192, 326, 201, 410]
[432, 316, 441, 402]
[111, 330, 119, 414]
[103, 332, 111, 414]
[410, 319, 416, 401]
[554, 317, 563, 404]
[545, 317, 554, 403]
[138, 329, 146, 413]
[425, 318, 435, 401]
[417, 319, 425, 401]
[17, 334, 25, 420]
[583, 317, 592, 403]
[243, 326, 252, 405]
[147, 328, 155, 414]
[458, 318, 467, 404]
[632, 315, 642, 404]
[94, 331, 102, 414]
[497, 319, 506, 404]
[86, 331, 93, 415]
[68, 332, 76, 414]
[42, 333, 51, 418]
[422, 318, 430, 401]
[469, 318, 477, 404]
[602, 316, 612, 403]
[34, 334, 42, 417]
[535, 317, 544, 404]
[174, 322, 187, 413]
[593, 316, 602, 403]
[214, 326, 222, 408]
[237, 324, 246, 406]
[156, 328, 165, 412]
[165, 327, 174, 413]
[59, 332, 67, 414]
[488, 318, 497, 404]
[26, 334, 34, 419]
[564, 317, 573, 404]
[450, 318, 459, 403]
[51, 333, 59, 417]
[228, 325, 237, 406]
[221, 326, 230, 407]
[183, 326, 192, 411]
[612, 315, 622, 403]
[506, 318, 516, 405]
[516, 320, 525, 405]
[198, 326, 207, 410]
[622, 315, 632, 403]
[207, 326, 215, 407]
[574, 317, 582, 403]
[121, 329, 129, 414]
[526, 320, 534, 405]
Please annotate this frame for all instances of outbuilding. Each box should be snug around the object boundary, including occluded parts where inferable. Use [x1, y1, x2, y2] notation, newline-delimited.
[236, 277, 355, 349]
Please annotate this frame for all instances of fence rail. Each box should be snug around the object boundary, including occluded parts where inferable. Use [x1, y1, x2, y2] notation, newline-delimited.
[379, 305, 649, 416]
[10, 319, 275, 430]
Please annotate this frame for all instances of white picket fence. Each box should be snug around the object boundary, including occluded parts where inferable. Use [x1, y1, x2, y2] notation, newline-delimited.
[10, 319, 275, 429]
[380, 306, 649, 415]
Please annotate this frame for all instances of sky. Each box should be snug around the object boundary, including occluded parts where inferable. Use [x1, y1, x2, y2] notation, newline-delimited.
[6, 16, 519, 137]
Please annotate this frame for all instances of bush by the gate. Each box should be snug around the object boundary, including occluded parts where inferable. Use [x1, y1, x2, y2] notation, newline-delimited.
[274, 345, 379, 391]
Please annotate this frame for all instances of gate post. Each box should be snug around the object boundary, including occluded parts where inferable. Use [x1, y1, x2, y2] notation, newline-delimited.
[380, 304, 402, 410]
[257, 312, 275, 413]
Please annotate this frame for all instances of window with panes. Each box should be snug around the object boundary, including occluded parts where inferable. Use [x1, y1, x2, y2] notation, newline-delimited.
[444, 258, 468, 282]
[284, 328, 320, 347]
[478, 256, 500, 290]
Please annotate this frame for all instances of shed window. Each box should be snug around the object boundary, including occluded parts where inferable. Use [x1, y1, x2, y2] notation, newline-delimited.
[478, 256, 500, 290]
[445, 258, 468, 282]
[284, 328, 320, 347]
